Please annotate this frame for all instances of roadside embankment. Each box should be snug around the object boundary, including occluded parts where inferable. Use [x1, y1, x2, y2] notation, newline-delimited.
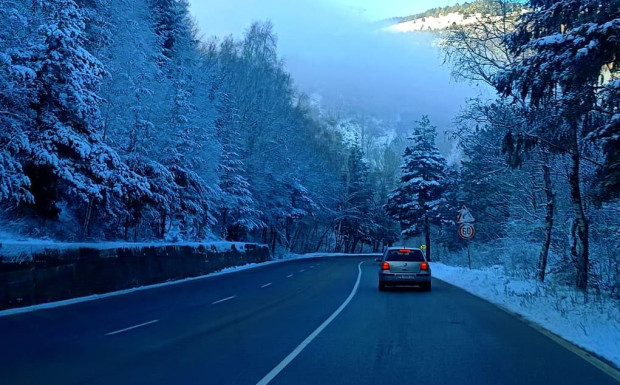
[0, 241, 270, 310]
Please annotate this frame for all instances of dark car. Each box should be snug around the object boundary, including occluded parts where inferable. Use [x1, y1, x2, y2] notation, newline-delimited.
[377, 247, 431, 291]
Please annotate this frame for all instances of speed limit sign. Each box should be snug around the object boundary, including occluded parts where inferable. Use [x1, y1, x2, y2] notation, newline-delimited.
[458, 223, 475, 239]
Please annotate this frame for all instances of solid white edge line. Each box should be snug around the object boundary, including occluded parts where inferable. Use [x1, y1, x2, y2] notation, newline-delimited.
[105, 319, 159, 336]
[261, 283, 273, 288]
[256, 261, 365, 385]
[211, 295, 236, 305]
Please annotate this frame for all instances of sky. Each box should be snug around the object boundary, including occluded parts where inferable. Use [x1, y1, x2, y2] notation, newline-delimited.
[187, 0, 485, 146]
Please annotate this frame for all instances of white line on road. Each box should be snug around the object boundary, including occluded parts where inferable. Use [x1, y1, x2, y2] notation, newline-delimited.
[286, 274, 293, 278]
[105, 320, 159, 336]
[299, 269, 305, 273]
[256, 261, 365, 385]
[261, 283, 273, 288]
[212, 295, 236, 305]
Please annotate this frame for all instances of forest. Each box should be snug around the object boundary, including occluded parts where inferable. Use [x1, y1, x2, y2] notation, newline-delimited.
[0, 0, 402, 254]
[0, 0, 618, 295]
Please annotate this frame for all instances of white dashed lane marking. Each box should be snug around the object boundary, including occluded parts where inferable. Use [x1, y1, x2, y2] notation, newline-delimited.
[286, 274, 293, 278]
[261, 283, 273, 288]
[106, 320, 159, 336]
[212, 296, 236, 305]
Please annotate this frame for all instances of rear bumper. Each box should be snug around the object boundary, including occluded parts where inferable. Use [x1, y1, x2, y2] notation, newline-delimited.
[378, 272, 431, 285]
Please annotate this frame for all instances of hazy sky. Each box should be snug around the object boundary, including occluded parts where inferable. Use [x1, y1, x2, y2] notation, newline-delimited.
[189, 0, 456, 38]
[187, 0, 485, 145]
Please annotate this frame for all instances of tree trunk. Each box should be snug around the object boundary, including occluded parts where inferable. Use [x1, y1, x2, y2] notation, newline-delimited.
[160, 212, 167, 239]
[350, 238, 359, 254]
[270, 226, 277, 254]
[82, 196, 94, 240]
[568, 142, 589, 292]
[314, 225, 331, 252]
[538, 153, 554, 282]
[424, 215, 431, 261]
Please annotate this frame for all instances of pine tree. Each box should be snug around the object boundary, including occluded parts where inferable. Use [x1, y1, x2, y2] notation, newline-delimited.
[385, 116, 448, 261]
[336, 140, 374, 253]
[215, 94, 262, 241]
[26, 0, 148, 233]
[0, 4, 35, 205]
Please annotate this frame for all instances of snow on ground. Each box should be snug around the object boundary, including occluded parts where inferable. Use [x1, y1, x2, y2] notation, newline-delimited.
[432, 263, 620, 368]
[384, 12, 482, 33]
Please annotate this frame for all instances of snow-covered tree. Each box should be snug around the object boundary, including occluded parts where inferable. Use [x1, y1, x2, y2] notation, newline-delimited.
[215, 93, 263, 241]
[0, 4, 35, 205]
[385, 116, 448, 261]
[496, 0, 620, 290]
[25, 0, 149, 235]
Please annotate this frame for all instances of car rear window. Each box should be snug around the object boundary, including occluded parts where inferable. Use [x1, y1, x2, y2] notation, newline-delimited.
[385, 249, 425, 262]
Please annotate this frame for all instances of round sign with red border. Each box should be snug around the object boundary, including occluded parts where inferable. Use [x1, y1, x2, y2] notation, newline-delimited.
[458, 223, 475, 240]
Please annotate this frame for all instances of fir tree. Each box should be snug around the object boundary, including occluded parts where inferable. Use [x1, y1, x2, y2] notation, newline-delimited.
[0, 4, 35, 205]
[385, 116, 448, 261]
[26, 0, 148, 232]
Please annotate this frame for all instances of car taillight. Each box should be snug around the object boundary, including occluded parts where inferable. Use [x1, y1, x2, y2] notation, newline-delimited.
[381, 262, 390, 270]
[420, 262, 428, 271]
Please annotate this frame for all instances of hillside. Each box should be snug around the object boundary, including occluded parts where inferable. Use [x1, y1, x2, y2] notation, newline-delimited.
[384, 1, 524, 33]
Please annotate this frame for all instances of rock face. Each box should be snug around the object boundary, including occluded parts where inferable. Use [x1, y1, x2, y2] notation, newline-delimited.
[0, 243, 270, 310]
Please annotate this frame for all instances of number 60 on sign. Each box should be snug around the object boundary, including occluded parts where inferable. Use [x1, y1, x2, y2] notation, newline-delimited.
[458, 223, 475, 240]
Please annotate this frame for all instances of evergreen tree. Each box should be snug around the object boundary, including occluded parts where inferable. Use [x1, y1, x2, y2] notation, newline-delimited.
[26, 0, 148, 233]
[385, 116, 448, 261]
[0, 4, 35, 205]
[216, 95, 263, 241]
[336, 140, 374, 253]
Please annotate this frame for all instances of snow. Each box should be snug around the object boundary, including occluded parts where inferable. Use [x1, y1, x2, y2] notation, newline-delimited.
[432, 263, 620, 368]
[384, 12, 484, 33]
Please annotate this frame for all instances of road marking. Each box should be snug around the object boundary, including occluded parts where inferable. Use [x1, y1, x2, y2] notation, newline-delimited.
[310, 266, 314, 269]
[286, 274, 293, 278]
[256, 261, 364, 385]
[211, 295, 236, 305]
[261, 283, 273, 288]
[105, 320, 159, 336]
[299, 269, 305, 273]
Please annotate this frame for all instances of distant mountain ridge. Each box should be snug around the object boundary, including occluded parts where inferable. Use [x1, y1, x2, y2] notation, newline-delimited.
[383, 1, 524, 33]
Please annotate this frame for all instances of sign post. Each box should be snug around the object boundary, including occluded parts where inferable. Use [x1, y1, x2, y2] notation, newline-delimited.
[457, 206, 475, 269]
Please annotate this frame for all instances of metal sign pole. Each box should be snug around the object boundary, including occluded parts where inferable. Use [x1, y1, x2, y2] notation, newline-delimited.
[467, 241, 471, 269]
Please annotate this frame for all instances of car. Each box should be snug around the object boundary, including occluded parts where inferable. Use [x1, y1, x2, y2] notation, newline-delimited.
[377, 247, 431, 291]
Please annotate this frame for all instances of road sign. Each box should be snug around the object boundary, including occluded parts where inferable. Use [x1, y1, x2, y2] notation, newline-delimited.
[420, 244, 426, 250]
[457, 205, 475, 223]
[458, 223, 475, 240]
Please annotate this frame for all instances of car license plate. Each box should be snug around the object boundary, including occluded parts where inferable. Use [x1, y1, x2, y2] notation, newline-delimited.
[396, 274, 412, 279]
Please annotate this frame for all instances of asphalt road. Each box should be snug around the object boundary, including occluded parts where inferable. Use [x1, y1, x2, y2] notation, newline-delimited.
[0, 256, 617, 385]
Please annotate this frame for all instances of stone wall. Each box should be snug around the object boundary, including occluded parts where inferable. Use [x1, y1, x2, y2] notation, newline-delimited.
[0, 243, 270, 310]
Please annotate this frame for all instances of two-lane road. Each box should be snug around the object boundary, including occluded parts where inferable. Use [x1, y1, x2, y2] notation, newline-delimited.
[0, 256, 617, 384]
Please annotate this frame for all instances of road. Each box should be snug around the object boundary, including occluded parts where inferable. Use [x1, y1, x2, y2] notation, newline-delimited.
[0, 256, 617, 385]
